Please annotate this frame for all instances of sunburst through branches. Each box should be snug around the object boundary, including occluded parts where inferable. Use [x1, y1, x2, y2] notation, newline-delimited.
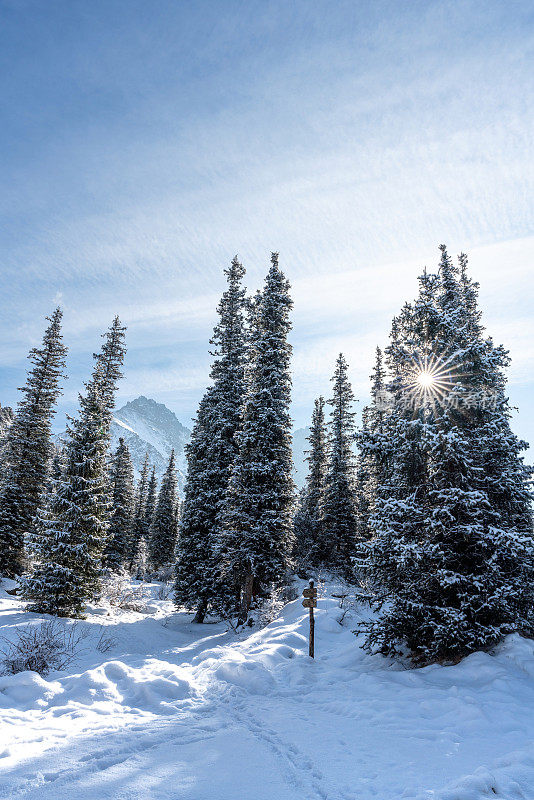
[404, 351, 462, 414]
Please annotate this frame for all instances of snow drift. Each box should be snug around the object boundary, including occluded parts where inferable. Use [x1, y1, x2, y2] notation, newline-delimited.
[1, 579, 534, 799]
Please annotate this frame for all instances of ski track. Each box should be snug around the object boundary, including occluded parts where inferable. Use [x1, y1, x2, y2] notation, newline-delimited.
[1, 582, 534, 799]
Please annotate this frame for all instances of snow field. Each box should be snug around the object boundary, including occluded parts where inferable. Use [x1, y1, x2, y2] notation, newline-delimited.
[1, 579, 534, 799]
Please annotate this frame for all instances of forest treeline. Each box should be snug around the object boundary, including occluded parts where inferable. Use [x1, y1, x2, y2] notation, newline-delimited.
[0, 246, 532, 664]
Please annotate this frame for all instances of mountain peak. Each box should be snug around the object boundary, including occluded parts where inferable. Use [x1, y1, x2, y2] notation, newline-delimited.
[118, 396, 189, 435]
[110, 397, 191, 491]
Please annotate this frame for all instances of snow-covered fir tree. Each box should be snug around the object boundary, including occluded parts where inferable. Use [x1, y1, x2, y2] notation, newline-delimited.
[322, 353, 358, 576]
[355, 347, 390, 543]
[293, 396, 328, 567]
[149, 450, 178, 572]
[105, 437, 135, 572]
[22, 318, 126, 616]
[0, 308, 67, 577]
[144, 466, 158, 531]
[222, 253, 295, 623]
[132, 536, 149, 581]
[175, 256, 247, 622]
[0, 404, 14, 484]
[127, 453, 150, 572]
[49, 446, 66, 490]
[362, 246, 534, 663]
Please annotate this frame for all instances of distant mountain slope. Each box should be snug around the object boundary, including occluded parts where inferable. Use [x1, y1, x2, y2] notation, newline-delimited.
[53, 396, 190, 495]
[110, 396, 191, 492]
[53, 395, 310, 497]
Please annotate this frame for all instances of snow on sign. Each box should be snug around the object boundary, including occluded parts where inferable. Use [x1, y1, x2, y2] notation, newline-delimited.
[302, 580, 316, 658]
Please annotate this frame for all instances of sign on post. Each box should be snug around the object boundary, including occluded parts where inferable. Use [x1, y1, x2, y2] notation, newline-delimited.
[302, 579, 316, 658]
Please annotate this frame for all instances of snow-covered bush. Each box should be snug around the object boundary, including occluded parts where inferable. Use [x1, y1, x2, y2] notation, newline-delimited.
[0, 620, 88, 676]
[94, 627, 117, 653]
[256, 582, 298, 628]
[155, 564, 175, 582]
[155, 581, 173, 600]
[100, 573, 150, 612]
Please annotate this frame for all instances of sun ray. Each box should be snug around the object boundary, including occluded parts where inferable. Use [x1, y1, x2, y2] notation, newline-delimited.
[402, 348, 469, 416]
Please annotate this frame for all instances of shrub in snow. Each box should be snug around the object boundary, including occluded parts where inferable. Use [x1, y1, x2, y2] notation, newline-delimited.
[246, 579, 297, 629]
[155, 581, 173, 600]
[100, 573, 150, 612]
[131, 537, 149, 581]
[94, 627, 117, 653]
[153, 563, 175, 583]
[0, 620, 88, 677]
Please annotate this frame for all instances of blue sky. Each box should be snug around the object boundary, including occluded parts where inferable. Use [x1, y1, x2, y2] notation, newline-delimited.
[0, 0, 532, 444]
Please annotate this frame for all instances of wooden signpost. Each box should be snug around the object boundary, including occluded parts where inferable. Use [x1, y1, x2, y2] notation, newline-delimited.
[302, 579, 317, 658]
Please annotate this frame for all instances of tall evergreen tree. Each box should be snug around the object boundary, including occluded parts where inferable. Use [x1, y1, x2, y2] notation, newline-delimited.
[0, 404, 14, 484]
[222, 253, 295, 623]
[363, 246, 534, 663]
[128, 453, 150, 572]
[293, 396, 328, 566]
[0, 308, 67, 577]
[150, 450, 178, 572]
[22, 318, 126, 616]
[175, 256, 248, 622]
[322, 354, 358, 575]
[144, 467, 158, 531]
[355, 347, 390, 543]
[105, 438, 135, 572]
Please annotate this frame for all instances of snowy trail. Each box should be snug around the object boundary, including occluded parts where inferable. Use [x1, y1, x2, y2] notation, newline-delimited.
[1, 583, 534, 799]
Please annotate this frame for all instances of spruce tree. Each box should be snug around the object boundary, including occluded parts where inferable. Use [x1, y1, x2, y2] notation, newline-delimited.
[363, 246, 534, 663]
[128, 453, 150, 572]
[222, 253, 295, 623]
[355, 347, 390, 543]
[293, 396, 328, 567]
[150, 450, 178, 572]
[322, 354, 358, 575]
[133, 536, 149, 581]
[0, 404, 14, 484]
[144, 467, 158, 530]
[0, 308, 67, 577]
[175, 256, 247, 622]
[23, 318, 126, 616]
[105, 438, 135, 572]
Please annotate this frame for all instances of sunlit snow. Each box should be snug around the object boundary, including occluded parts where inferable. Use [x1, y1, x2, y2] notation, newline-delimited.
[1, 580, 533, 799]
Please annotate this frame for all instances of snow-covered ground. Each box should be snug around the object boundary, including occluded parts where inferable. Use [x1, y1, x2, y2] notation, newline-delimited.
[1, 580, 534, 800]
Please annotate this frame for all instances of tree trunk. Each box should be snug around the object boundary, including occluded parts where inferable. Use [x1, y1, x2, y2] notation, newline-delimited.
[238, 572, 254, 625]
[192, 598, 207, 624]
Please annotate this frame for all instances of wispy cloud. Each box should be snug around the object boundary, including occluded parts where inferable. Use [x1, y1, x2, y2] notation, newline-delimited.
[0, 0, 532, 442]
